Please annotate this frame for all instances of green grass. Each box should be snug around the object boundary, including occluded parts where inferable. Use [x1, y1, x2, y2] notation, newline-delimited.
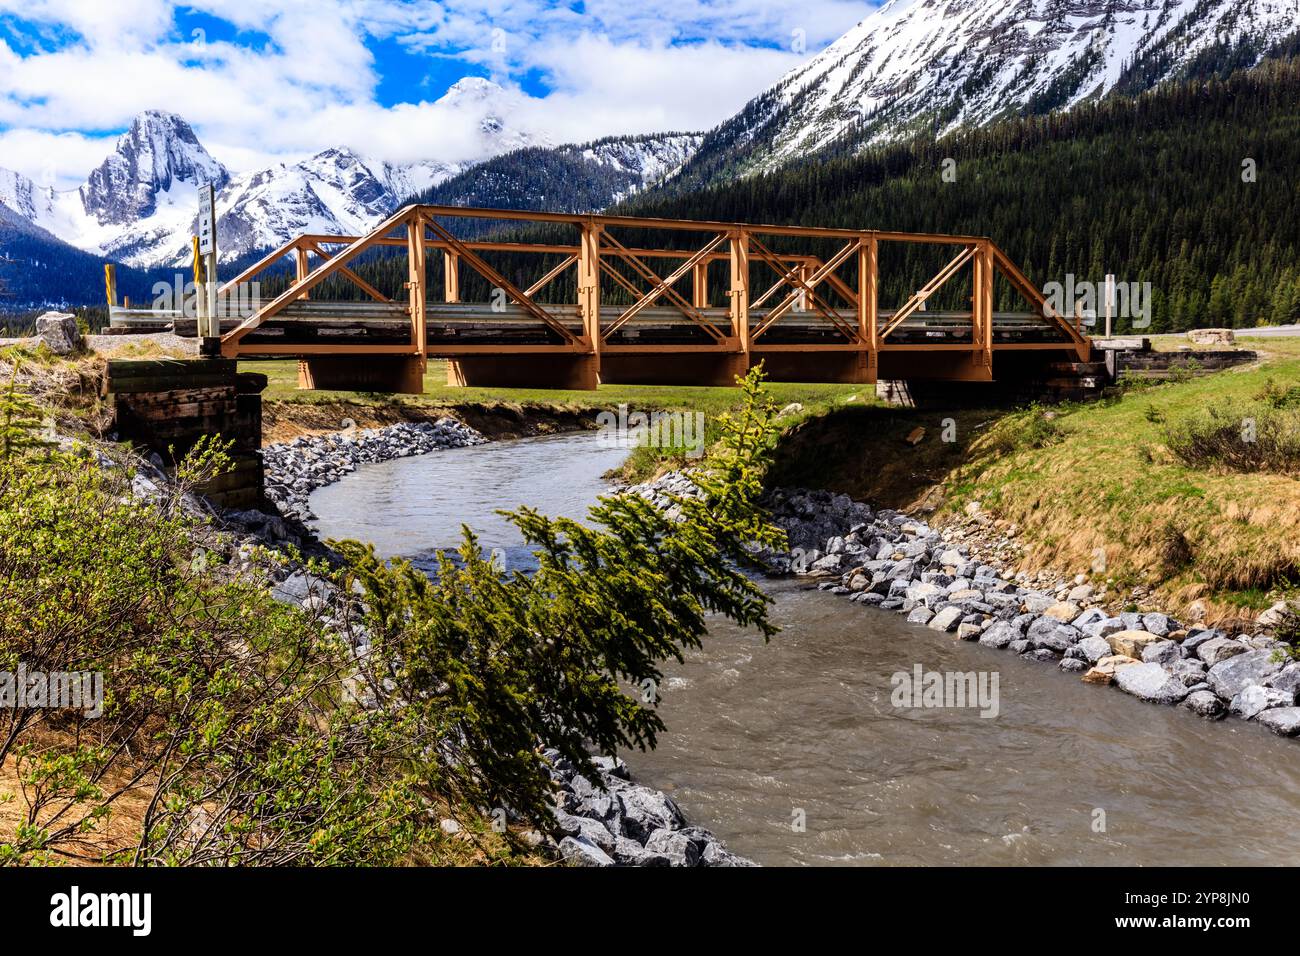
[946, 340, 1300, 609]
[248, 357, 867, 478]
[251, 357, 863, 412]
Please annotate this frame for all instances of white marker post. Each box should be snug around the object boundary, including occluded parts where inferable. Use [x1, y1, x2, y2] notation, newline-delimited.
[197, 183, 219, 354]
[1104, 273, 1115, 339]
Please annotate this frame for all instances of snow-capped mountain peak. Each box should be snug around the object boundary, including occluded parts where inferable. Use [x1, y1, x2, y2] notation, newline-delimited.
[80, 110, 229, 225]
[695, 0, 1300, 174]
[0, 88, 539, 267]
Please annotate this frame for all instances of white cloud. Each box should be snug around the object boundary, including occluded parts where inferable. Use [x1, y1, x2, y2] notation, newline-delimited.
[0, 0, 872, 186]
[0, 127, 116, 189]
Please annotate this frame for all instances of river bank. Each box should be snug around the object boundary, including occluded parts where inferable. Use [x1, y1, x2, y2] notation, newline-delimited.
[633, 472, 1300, 738]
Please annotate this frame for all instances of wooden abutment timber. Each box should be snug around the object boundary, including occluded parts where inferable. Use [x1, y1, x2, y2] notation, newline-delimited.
[105, 359, 267, 508]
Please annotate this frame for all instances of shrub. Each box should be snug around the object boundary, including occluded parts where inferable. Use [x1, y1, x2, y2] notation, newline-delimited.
[1163, 399, 1300, 474]
[986, 404, 1064, 456]
[1254, 378, 1300, 409]
[0, 406, 425, 865]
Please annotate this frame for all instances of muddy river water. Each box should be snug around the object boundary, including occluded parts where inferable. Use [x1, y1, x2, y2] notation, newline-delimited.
[311, 432, 1300, 866]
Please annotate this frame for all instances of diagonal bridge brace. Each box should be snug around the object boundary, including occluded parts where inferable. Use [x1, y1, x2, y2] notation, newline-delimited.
[749, 237, 862, 341]
[421, 213, 580, 345]
[222, 204, 419, 350]
[748, 234, 859, 342]
[877, 244, 978, 341]
[599, 231, 729, 341]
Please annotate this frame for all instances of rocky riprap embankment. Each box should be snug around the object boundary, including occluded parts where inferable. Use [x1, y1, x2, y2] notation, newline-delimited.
[262, 419, 487, 521]
[546, 748, 754, 867]
[248, 560, 752, 865]
[760, 487, 1300, 738]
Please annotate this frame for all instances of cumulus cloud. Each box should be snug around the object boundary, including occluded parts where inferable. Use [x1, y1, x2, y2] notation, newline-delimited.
[0, 0, 870, 185]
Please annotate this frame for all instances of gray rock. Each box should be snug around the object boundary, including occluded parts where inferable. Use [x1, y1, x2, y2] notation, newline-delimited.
[701, 842, 758, 867]
[1141, 613, 1172, 637]
[1182, 629, 1223, 653]
[1021, 648, 1060, 663]
[1022, 592, 1056, 614]
[1207, 649, 1284, 700]
[1141, 640, 1181, 665]
[1072, 608, 1109, 630]
[591, 755, 630, 780]
[1183, 690, 1226, 719]
[1082, 616, 1128, 639]
[907, 606, 935, 626]
[1119, 611, 1145, 630]
[1197, 636, 1248, 667]
[1265, 662, 1300, 696]
[1026, 617, 1080, 652]
[559, 835, 615, 867]
[612, 836, 671, 866]
[1255, 707, 1300, 737]
[1114, 662, 1189, 704]
[978, 621, 1019, 648]
[1008, 639, 1031, 654]
[1257, 601, 1297, 630]
[927, 606, 964, 632]
[271, 571, 315, 605]
[1075, 636, 1113, 665]
[1229, 684, 1296, 720]
[644, 828, 701, 867]
[1067, 583, 1095, 604]
[1059, 658, 1088, 673]
[810, 554, 844, 574]
[35, 311, 82, 354]
[938, 548, 964, 566]
[616, 786, 686, 842]
[1168, 658, 1208, 687]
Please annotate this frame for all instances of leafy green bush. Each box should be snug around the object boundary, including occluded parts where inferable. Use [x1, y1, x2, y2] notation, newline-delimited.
[0, 411, 424, 865]
[1254, 377, 1300, 409]
[335, 366, 787, 828]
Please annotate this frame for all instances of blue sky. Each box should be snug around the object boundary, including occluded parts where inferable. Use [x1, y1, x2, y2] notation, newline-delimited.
[0, 0, 871, 187]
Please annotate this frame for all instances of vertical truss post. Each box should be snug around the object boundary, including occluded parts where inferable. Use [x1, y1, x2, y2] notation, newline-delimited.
[972, 240, 983, 360]
[693, 260, 709, 308]
[730, 229, 749, 356]
[295, 243, 310, 301]
[859, 236, 878, 375]
[976, 240, 994, 368]
[444, 250, 459, 303]
[407, 212, 427, 355]
[579, 222, 602, 358]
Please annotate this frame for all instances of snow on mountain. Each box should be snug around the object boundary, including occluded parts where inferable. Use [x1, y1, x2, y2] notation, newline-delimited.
[410, 132, 703, 220]
[577, 133, 703, 198]
[185, 148, 459, 268]
[0, 78, 543, 268]
[80, 110, 230, 225]
[686, 0, 1300, 176]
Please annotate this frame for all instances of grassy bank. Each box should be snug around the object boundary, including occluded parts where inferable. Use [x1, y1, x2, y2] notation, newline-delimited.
[771, 334, 1300, 624]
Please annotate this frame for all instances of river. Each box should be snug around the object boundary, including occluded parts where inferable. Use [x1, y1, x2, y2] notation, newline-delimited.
[310, 431, 1300, 866]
